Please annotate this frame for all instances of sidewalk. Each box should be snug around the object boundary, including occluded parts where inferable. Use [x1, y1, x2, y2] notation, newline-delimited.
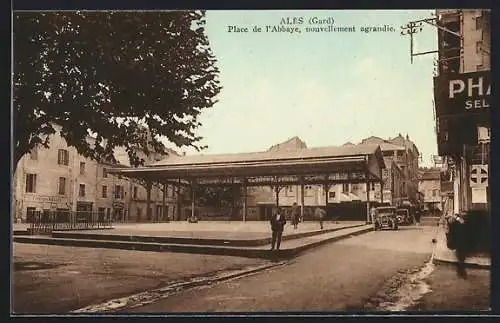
[433, 225, 490, 269]
[48, 221, 365, 246]
[13, 224, 374, 259]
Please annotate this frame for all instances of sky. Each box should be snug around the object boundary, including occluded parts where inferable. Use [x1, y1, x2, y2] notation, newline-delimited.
[180, 10, 439, 167]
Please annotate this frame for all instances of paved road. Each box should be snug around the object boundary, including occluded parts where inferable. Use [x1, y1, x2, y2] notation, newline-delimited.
[12, 244, 269, 313]
[124, 226, 437, 312]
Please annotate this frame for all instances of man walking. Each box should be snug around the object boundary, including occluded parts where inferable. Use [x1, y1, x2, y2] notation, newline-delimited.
[447, 213, 469, 278]
[370, 206, 377, 224]
[314, 207, 326, 230]
[291, 202, 300, 229]
[270, 207, 286, 250]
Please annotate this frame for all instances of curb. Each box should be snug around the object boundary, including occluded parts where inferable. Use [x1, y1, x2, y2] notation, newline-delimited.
[49, 223, 366, 247]
[432, 257, 491, 270]
[289, 227, 374, 257]
[431, 225, 491, 270]
[13, 226, 373, 260]
[71, 260, 288, 313]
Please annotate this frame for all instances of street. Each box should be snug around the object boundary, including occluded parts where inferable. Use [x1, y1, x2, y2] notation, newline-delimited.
[12, 225, 490, 313]
[12, 243, 269, 313]
[123, 226, 438, 312]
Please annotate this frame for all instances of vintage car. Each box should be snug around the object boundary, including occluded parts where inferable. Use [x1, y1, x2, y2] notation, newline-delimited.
[374, 206, 399, 231]
[396, 208, 413, 225]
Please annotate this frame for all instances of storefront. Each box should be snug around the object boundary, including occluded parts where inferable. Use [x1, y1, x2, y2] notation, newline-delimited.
[434, 70, 490, 253]
[22, 194, 71, 223]
[434, 70, 491, 214]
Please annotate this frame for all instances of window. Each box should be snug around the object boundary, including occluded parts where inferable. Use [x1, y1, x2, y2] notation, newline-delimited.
[133, 186, 138, 199]
[80, 162, 86, 175]
[115, 185, 124, 199]
[58, 177, 66, 195]
[103, 168, 108, 178]
[98, 207, 106, 221]
[432, 189, 438, 197]
[30, 147, 38, 160]
[25, 174, 36, 193]
[476, 41, 483, 54]
[328, 191, 336, 199]
[79, 184, 86, 197]
[26, 207, 37, 223]
[285, 186, 294, 197]
[371, 182, 375, 191]
[342, 183, 349, 193]
[156, 205, 163, 220]
[102, 185, 107, 198]
[475, 15, 482, 30]
[57, 149, 69, 165]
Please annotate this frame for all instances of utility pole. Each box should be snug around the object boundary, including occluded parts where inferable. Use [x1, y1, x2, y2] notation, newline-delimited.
[400, 21, 424, 64]
[401, 12, 464, 64]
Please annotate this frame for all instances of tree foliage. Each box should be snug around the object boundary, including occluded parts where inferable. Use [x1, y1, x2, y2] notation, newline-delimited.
[13, 11, 221, 167]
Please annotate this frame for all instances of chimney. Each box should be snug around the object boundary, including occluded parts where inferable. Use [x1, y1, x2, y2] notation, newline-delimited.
[406, 134, 409, 140]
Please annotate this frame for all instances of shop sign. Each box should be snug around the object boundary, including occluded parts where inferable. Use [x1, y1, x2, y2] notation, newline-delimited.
[434, 71, 491, 117]
[470, 164, 488, 187]
[25, 195, 67, 204]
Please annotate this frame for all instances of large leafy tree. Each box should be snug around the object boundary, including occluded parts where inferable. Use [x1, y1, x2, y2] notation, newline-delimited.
[13, 10, 221, 167]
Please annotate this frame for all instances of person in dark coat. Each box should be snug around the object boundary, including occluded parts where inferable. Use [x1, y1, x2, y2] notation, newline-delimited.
[447, 213, 469, 278]
[270, 207, 287, 250]
[414, 209, 421, 226]
[291, 202, 300, 229]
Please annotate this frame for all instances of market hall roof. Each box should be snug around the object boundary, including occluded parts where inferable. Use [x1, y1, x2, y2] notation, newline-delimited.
[106, 143, 386, 184]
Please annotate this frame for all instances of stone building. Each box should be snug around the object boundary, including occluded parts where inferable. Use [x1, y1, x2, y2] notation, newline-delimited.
[418, 168, 443, 215]
[12, 124, 180, 223]
[434, 9, 491, 215]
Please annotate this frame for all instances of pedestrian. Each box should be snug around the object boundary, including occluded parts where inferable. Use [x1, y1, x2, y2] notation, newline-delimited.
[270, 207, 286, 251]
[314, 207, 325, 230]
[370, 206, 377, 224]
[447, 213, 468, 278]
[291, 202, 300, 229]
[414, 209, 421, 226]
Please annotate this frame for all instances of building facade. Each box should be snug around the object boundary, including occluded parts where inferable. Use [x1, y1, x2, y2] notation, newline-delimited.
[13, 125, 180, 223]
[353, 135, 420, 207]
[245, 135, 418, 219]
[434, 9, 491, 216]
[418, 168, 443, 215]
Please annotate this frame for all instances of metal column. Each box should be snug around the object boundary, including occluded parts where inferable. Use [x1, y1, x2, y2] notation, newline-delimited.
[242, 179, 247, 222]
[191, 181, 196, 220]
[300, 177, 305, 220]
[162, 183, 167, 222]
[366, 179, 371, 224]
[380, 180, 384, 204]
[275, 186, 280, 207]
